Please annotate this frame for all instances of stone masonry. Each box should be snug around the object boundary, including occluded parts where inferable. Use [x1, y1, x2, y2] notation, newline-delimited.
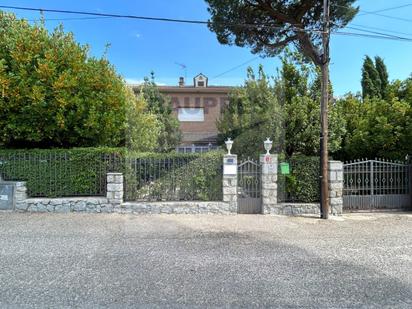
[222, 154, 238, 213]
[15, 181, 28, 210]
[260, 154, 278, 214]
[328, 160, 344, 215]
[4, 159, 345, 216]
[106, 173, 123, 205]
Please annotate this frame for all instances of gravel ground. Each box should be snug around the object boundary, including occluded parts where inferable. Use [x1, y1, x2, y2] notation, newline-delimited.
[0, 212, 411, 308]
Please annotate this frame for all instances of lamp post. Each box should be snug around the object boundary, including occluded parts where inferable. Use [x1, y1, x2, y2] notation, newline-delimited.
[225, 138, 233, 155]
[264, 138, 272, 155]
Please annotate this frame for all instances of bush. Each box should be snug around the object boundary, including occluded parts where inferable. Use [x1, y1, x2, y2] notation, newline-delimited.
[0, 148, 223, 200]
[0, 12, 163, 150]
[0, 148, 124, 197]
[277, 155, 320, 203]
[124, 151, 224, 201]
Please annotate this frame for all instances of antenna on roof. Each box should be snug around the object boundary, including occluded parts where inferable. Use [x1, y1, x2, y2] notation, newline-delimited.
[174, 62, 187, 79]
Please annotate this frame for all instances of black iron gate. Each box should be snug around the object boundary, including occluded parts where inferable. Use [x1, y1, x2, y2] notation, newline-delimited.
[237, 158, 262, 214]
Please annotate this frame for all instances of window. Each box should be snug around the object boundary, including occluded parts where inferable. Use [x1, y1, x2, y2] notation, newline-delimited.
[197, 81, 205, 87]
[178, 108, 204, 122]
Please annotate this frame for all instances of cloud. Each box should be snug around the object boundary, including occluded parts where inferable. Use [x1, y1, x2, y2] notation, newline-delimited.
[135, 33, 141, 39]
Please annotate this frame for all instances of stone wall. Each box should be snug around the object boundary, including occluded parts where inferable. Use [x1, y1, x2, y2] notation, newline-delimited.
[118, 201, 232, 214]
[14, 198, 230, 214]
[10, 176, 231, 214]
[271, 203, 320, 216]
[4, 160, 345, 216]
[16, 197, 113, 213]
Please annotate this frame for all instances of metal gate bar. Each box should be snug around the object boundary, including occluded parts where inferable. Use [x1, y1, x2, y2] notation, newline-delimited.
[237, 158, 261, 214]
[343, 158, 410, 210]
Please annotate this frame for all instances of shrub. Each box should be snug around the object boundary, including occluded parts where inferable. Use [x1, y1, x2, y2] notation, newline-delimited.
[277, 155, 320, 203]
[0, 148, 223, 200]
[0, 148, 124, 197]
[124, 151, 224, 201]
[0, 12, 163, 150]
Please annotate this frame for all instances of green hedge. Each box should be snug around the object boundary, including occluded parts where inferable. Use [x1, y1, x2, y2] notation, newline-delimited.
[277, 155, 320, 203]
[0, 148, 124, 197]
[0, 148, 223, 200]
[124, 151, 224, 201]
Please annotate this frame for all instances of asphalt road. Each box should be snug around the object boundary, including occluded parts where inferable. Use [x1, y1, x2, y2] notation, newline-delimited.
[0, 212, 411, 308]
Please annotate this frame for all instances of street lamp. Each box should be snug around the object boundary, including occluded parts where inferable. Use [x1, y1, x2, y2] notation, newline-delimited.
[225, 138, 233, 155]
[264, 138, 272, 155]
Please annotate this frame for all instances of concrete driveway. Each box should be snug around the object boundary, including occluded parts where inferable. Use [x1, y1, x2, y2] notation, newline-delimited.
[0, 212, 411, 308]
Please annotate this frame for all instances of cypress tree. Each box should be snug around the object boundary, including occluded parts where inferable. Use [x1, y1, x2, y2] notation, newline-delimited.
[375, 56, 389, 98]
[361, 56, 381, 99]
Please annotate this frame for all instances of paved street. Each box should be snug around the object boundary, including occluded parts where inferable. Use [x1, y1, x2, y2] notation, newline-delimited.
[0, 212, 411, 308]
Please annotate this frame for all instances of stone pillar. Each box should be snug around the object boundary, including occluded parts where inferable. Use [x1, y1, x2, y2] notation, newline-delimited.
[106, 173, 123, 206]
[223, 155, 238, 213]
[260, 154, 278, 214]
[15, 181, 28, 211]
[328, 161, 343, 215]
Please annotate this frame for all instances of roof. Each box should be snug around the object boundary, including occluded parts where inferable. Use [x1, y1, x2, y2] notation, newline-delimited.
[129, 84, 233, 94]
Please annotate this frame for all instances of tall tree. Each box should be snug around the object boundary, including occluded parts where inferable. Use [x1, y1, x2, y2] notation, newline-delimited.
[218, 60, 345, 159]
[217, 66, 282, 157]
[206, 0, 358, 218]
[361, 55, 390, 99]
[375, 56, 389, 98]
[361, 56, 381, 99]
[140, 73, 181, 152]
[0, 12, 125, 148]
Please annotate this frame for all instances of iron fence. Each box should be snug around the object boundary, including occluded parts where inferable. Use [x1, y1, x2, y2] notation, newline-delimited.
[343, 158, 411, 210]
[344, 159, 410, 196]
[124, 156, 223, 202]
[176, 144, 220, 154]
[0, 152, 121, 197]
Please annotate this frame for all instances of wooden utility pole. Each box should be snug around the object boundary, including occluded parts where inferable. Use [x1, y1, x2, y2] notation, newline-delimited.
[320, 0, 330, 219]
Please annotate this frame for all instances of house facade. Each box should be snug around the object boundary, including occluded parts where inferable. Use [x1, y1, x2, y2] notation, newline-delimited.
[133, 74, 231, 152]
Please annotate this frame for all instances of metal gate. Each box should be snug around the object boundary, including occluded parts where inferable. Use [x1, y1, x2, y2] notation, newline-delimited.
[237, 158, 261, 214]
[343, 159, 411, 210]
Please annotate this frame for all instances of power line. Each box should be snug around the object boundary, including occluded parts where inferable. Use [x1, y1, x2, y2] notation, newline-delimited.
[349, 23, 412, 37]
[2, 4, 412, 44]
[357, 3, 412, 15]
[0, 5, 211, 24]
[4, 3, 412, 41]
[26, 16, 113, 22]
[211, 56, 261, 80]
[333, 31, 412, 41]
[334, 2, 412, 23]
[344, 25, 412, 40]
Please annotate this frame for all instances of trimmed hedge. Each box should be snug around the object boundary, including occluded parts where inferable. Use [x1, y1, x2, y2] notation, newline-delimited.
[277, 155, 320, 203]
[0, 148, 124, 197]
[0, 148, 223, 200]
[124, 151, 224, 201]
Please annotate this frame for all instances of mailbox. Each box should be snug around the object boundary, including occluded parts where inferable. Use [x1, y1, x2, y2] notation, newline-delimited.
[280, 162, 291, 175]
[223, 156, 237, 175]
